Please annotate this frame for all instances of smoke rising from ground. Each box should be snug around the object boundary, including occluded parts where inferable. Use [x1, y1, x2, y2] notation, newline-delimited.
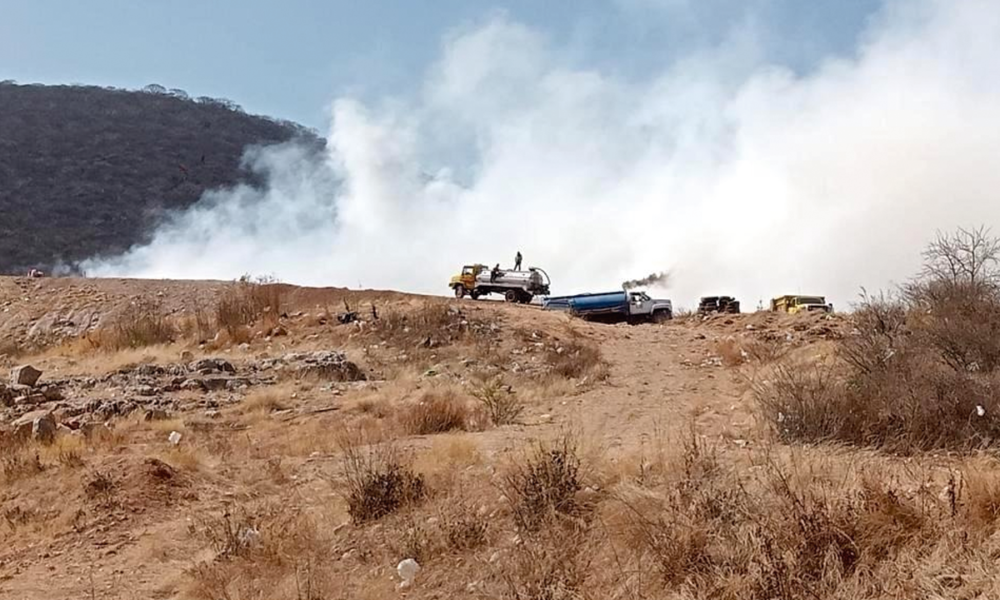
[84, 1, 1000, 310]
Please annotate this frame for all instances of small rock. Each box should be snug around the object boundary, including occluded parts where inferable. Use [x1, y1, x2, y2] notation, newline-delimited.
[143, 409, 170, 422]
[12, 409, 56, 443]
[179, 379, 205, 392]
[136, 385, 158, 397]
[180, 351, 194, 362]
[10, 365, 43, 387]
[41, 385, 63, 402]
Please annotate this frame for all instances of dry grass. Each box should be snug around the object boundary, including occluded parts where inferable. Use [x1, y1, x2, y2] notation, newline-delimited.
[337, 432, 426, 523]
[754, 233, 1000, 454]
[215, 276, 283, 340]
[471, 376, 524, 426]
[186, 501, 330, 600]
[397, 390, 471, 435]
[504, 435, 585, 532]
[367, 301, 494, 351]
[87, 297, 177, 351]
[756, 295, 1000, 453]
[544, 337, 605, 380]
[241, 385, 291, 414]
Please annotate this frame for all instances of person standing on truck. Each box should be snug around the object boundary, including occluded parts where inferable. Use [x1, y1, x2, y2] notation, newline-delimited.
[514, 251, 522, 271]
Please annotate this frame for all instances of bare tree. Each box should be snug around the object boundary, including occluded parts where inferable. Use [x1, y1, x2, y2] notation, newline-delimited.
[920, 225, 1000, 289]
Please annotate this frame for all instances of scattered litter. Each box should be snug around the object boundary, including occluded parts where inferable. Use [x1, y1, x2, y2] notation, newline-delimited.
[977, 405, 986, 417]
[397, 558, 420, 588]
[168, 431, 182, 445]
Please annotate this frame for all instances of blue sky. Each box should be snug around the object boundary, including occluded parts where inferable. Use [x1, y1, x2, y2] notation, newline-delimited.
[1, 0, 880, 131]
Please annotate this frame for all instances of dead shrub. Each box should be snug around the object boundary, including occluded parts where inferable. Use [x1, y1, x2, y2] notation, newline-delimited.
[755, 230, 1000, 454]
[0, 438, 43, 484]
[187, 503, 325, 600]
[714, 338, 746, 367]
[442, 506, 490, 552]
[84, 470, 117, 505]
[471, 376, 523, 426]
[95, 298, 176, 351]
[398, 390, 470, 435]
[504, 436, 584, 531]
[495, 527, 592, 600]
[179, 303, 216, 343]
[215, 275, 283, 338]
[612, 444, 944, 599]
[241, 387, 287, 414]
[339, 435, 426, 523]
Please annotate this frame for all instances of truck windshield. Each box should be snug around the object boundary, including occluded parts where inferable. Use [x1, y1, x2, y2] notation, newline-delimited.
[796, 297, 825, 305]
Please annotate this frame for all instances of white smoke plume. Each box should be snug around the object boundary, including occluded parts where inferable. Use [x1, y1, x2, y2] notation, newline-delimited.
[84, 1, 1000, 310]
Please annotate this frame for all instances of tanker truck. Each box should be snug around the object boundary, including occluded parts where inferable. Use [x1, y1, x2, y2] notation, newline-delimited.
[543, 290, 673, 324]
[450, 264, 551, 303]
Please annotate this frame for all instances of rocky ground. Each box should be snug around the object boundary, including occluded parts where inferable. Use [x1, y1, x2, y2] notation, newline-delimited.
[11, 276, 957, 600]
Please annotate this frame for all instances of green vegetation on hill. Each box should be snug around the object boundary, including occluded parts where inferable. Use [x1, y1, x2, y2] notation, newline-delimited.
[0, 81, 323, 274]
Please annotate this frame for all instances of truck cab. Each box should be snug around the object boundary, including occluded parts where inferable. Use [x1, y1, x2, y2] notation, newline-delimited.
[628, 291, 673, 322]
[770, 295, 833, 314]
[450, 264, 485, 298]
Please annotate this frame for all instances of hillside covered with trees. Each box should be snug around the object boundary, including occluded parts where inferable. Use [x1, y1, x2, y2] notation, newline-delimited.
[0, 82, 323, 274]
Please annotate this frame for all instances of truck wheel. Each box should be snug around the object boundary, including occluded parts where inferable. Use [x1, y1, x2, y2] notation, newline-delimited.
[520, 293, 533, 304]
[505, 290, 518, 303]
[454, 285, 466, 299]
[653, 310, 672, 323]
[470, 290, 481, 300]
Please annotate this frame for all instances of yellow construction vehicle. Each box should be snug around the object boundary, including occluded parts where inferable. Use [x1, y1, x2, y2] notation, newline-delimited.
[770, 295, 833, 314]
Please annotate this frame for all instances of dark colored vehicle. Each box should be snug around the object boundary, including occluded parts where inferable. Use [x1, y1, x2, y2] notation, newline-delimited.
[698, 296, 740, 314]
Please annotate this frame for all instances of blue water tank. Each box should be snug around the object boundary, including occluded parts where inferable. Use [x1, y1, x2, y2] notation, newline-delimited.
[568, 291, 627, 313]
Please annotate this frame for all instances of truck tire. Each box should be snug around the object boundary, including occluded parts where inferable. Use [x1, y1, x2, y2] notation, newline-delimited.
[520, 292, 533, 304]
[653, 310, 672, 323]
[470, 290, 481, 300]
[505, 289, 518, 303]
[454, 285, 466, 299]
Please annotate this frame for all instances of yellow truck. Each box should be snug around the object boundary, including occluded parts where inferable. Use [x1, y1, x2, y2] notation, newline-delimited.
[770, 295, 833, 314]
[449, 264, 551, 303]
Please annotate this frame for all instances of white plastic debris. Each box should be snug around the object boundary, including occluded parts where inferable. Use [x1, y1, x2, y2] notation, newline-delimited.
[238, 526, 260, 548]
[977, 405, 986, 417]
[397, 558, 420, 588]
[168, 431, 182, 445]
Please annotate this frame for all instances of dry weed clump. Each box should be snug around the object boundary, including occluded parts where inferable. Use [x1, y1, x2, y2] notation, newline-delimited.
[91, 297, 177, 351]
[241, 386, 289, 414]
[504, 436, 584, 532]
[398, 390, 471, 435]
[0, 435, 43, 484]
[494, 526, 593, 600]
[215, 275, 283, 340]
[471, 376, 523, 426]
[187, 502, 328, 600]
[599, 439, 1000, 600]
[756, 228, 1000, 454]
[338, 435, 426, 523]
